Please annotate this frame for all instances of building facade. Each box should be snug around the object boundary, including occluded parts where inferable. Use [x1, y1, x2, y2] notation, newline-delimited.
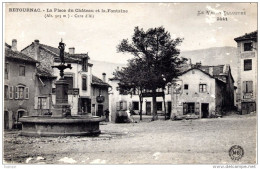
[4, 40, 38, 129]
[234, 31, 257, 114]
[109, 77, 172, 122]
[171, 64, 235, 118]
[21, 40, 110, 116]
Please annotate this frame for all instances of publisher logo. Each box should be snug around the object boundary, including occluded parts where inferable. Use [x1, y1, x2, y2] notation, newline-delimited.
[229, 145, 244, 161]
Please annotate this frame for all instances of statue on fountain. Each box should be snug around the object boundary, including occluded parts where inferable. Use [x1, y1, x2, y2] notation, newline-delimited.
[51, 39, 72, 117]
[52, 39, 72, 79]
[58, 40, 65, 65]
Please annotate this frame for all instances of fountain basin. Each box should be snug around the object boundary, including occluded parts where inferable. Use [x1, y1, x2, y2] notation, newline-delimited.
[19, 116, 105, 137]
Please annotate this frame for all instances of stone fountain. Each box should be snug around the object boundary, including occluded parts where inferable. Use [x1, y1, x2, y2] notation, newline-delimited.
[19, 40, 105, 137]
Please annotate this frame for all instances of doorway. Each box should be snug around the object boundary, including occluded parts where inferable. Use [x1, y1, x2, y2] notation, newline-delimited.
[80, 98, 91, 114]
[146, 102, 151, 115]
[4, 111, 9, 130]
[241, 102, 256, 115]
[201, 103, 209, 118]
[167, 102, 172, 117]
[97, 104, 104, 117]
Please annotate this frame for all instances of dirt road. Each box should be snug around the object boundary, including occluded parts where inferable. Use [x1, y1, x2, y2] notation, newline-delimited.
[4, 114, 256, 164]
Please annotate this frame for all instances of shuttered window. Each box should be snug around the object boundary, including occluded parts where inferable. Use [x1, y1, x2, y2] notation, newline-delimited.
[243, 81, 253, 93]
[244, 59, 252, 71]
[4, 85, 8, 99]
[82, 76, 87, 91]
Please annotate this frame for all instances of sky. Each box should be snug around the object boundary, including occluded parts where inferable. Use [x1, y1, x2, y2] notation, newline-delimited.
[5, 3, 257, 64]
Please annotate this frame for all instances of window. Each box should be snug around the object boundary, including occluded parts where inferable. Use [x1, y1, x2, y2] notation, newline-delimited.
[117, 101, 127, 111]
[9, 86, 13, 99]
[64, 75, 73, 89]
[15, 86, 29, 99]
[18, 87, 24, 99]
[184, 84, 189, 90]
[133, 102, 139, 110]
[38, 97, 47, 109]
[157, 102, 163, 111]
[243, 81, 253, 93]
[4, 85, 8, 99]
[82, 58, 88, 71]
[183, 103, 195, 115]
[244, 59, 252, 71]
[5, 63, 9, 79]
[199, 84, 207, 92]
[244, 42, 253, 51]
[82, 76, 87, 91]
[19, 66, 25, 76]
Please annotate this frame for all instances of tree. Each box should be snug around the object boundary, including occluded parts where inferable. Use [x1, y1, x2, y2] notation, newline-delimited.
[116, 26, 186, 120]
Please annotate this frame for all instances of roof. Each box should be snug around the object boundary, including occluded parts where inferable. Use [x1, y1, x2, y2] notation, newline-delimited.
[5, 43, 11, 49]
[92, 75, 111, 88]
[22, 42, 91, 64]
[5, 48, 38, 64]
[36, 66, 57, 78]
[234, 31, 257, 42]
[179, 67, 227, 84]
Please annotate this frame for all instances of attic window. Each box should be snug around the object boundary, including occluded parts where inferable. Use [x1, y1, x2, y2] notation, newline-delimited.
[244, 42, 253, 51]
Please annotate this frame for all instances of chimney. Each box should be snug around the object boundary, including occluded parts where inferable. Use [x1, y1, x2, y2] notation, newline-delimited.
[195, 62, 201, 68]
[11, 39, 17, 51]
[102, 73, 106, 82]
[69, 47, 75, 54]
[33, 39, 40, 60]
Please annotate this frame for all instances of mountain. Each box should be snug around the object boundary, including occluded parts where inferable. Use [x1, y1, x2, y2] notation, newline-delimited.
[179, 46, 238, 85]
[90, 59, 126, 81]
[90, 46, 238, 85]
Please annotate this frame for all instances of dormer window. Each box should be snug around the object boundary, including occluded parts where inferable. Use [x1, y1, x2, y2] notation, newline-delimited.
[82, 58, 88, 72]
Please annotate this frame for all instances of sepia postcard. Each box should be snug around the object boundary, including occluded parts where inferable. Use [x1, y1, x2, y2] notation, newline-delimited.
[2, 2, 258, 167]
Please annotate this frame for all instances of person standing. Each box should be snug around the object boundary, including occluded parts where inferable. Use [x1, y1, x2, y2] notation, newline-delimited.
[105, 109, 110, 122]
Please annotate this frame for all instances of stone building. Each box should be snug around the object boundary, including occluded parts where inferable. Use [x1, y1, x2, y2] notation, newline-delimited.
[109, 76, 172, 122]
[21, 40, 110, 116]
[234, 31, 257, 114]
[171, 64, 235, 118]
[4, 40, 38, 129]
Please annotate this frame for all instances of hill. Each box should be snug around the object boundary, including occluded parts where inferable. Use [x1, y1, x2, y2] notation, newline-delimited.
[90, 46, 238, 85]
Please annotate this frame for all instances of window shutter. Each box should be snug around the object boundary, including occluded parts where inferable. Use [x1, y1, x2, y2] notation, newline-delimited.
[248, 81, 253, 93]
[25, 87, 29, 99]
[116, 102, 120, 111]
[15, 86, 18, 99]
[46, 97, 50, 109]
[9, 86, 13, 99]
[123, 101, 127, 111]
[34, 97, 38, 109]
[242, 81, 246, 93]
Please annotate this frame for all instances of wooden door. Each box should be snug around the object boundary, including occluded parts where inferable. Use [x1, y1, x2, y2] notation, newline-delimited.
[97, 104, 104, 117]
[146, 102, 151, 115]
